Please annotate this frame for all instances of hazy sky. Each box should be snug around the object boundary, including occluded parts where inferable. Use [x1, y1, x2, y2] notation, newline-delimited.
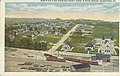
[5, 2, 119, 21]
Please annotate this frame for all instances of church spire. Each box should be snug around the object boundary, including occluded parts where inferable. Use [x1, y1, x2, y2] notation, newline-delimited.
[102, 35, 105, 40]
[111, 36, 114, 40]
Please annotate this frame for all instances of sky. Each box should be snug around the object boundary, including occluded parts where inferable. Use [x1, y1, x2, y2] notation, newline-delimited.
[5, 2, 120, 22]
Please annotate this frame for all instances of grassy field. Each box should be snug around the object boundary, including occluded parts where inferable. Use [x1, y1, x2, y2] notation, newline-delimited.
[57, 22, 119, 54]
[92, 25, 119, 46]
[70, 47, 87, 53]
[5, 18, 119, 55]
[34, 35, 61, 43]
[65, 35, 93, 47]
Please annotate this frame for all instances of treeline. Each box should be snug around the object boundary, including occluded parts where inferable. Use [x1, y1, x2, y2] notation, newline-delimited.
[5, 36, 47, 51]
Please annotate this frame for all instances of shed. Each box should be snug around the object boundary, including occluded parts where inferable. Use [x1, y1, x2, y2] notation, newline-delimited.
[70, 63, 90, 72]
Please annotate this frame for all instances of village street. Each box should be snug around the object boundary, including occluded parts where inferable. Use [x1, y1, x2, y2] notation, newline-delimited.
[48, 24, 80, 54]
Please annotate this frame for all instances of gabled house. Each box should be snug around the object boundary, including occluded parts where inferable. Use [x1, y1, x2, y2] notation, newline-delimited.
[45, 29, 61, 35]
[39, 40, 47, 43]
[85, 43, 94, 51]
[61, 43, 73, 52]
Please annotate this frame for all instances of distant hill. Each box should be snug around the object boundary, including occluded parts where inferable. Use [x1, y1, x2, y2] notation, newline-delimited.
[5, 18, 51, 21]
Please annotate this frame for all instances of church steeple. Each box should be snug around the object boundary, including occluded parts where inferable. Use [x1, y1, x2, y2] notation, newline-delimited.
[102, 35, 105, 40]
[111, 36, 114, 40]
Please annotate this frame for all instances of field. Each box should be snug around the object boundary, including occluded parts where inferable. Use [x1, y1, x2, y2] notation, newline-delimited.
[5, 18, 119, 54]
[56, 22, 119, 55]
[34, 35, 61, 44]
[92, 25, 119, 46]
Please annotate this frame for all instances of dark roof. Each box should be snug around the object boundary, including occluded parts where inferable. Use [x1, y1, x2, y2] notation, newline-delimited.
[102, 54, 111, 58]
[91, 56, 97, 60]
[105, 40, 108, 44]
[72, 63, 90, 69]
[95, 54, 111, 60]
[111, 36, 114, 40]
[85, 43, 93, 47]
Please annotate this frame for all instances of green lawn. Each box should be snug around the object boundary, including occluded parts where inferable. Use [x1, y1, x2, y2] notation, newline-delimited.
[65, 35, 93, 47]
[56, 46, 88, 54]
[92, 25, 119, 46]
[46, 34, 63, 38]
[70, 47, 87, 53]
[34, 35, 61, 43]
[89, 50, 98, 54]
[60, 23, 119, 54]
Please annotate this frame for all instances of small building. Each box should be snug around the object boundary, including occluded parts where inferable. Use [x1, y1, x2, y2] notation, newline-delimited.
[31, 34, 35, 39]
[61, 44, 72, 52]
[55, 30, 61, 35]
[70, 63, 90, 72]
[85, 43, 94, 51]
[45, 30, 61, 35]
[73, 29, 82, 35]
[39, 40, 47, 43]
[61, 42, 73, 52]
[91, 54, 111, 65]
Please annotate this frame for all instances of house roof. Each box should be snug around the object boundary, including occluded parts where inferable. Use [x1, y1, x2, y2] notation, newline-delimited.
[39, 40, 47, 43]
[72, 63, 90, 69]
[105, 40, 109, 44]
[102, 54, 111, 58]
[85, 43, 93, 47]
[96, 54, 111, 60]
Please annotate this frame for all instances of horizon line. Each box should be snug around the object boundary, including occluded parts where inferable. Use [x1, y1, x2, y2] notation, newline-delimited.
[5, 17, 119, 22]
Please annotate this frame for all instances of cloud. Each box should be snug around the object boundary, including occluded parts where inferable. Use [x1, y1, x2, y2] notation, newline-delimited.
[6, 3, 118, 13]
[5, 3, 119, 21]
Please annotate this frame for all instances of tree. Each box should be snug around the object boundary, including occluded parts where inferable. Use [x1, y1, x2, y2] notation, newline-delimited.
[15, 37, 22, 48]
[29, 27, 33, 31]
[34, 27, 38, 31]
[60, 28, 67, 34]
[40, 42, 47, 51]
[33, 41, 47, 51]
[20, 37, 33, 49]
[33, 42, 42, 50]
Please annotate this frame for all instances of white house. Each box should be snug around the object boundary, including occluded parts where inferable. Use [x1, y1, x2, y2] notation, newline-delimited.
[31, 34, 35, 40]
[98, 36, 117, 55]
[85, 43, 94, 51]
[61, 44, 73, 52]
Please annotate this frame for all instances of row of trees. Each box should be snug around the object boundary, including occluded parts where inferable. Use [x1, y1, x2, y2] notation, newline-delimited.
[5, 36, 47, 51]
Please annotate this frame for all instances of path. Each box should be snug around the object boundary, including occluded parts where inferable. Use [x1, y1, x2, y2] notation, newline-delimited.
[48, 24, 80, 54]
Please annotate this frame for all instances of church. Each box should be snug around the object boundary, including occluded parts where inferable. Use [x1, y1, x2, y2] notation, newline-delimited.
[98, 36, 117, 55]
